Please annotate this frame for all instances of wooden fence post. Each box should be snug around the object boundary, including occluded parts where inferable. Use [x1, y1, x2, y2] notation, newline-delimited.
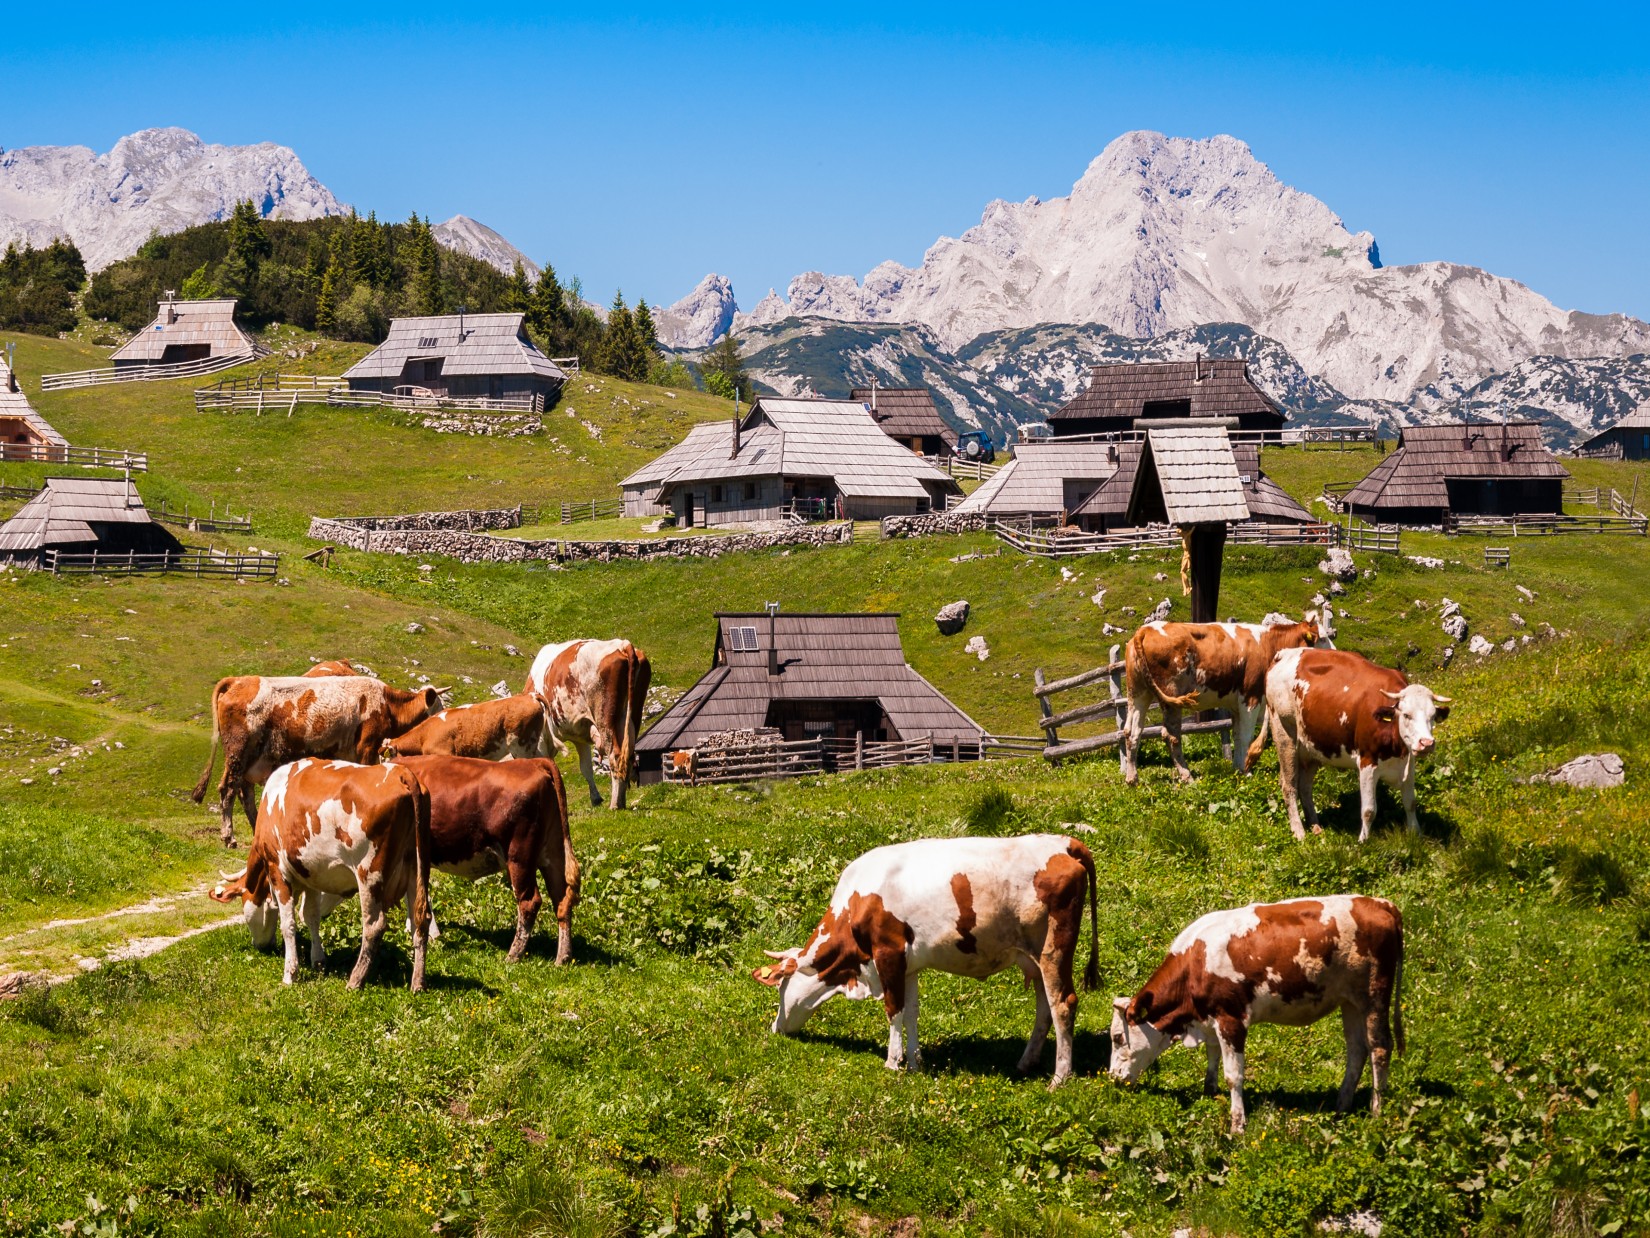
[855, 731, 864, 771]
[1034, 668, 1059, 760]
[1108, 643, 1130, 775]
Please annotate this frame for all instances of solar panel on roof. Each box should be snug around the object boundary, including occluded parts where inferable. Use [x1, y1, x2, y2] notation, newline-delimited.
[728, 626, 759, 651]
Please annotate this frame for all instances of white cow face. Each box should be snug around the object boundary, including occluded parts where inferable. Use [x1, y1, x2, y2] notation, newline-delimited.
[1108, 997, 1174, 1083]
[209, 869, 278, 949]
[1378, 685, 1451, 756]
[752, 948, 875, 1035]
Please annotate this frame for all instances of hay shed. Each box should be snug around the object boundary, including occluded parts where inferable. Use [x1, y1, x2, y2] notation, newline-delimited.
[1578, 410, 1650, 461]
[0, 476, 183, 563]
[1050, 357, 1285, 437]
[109, 299, 258, 369]
[635, 611, 985, 779]
[1343, 422, 1568, 524]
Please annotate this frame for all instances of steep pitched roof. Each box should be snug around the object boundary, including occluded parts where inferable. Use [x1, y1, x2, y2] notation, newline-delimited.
[1073, 441, 1311, 523]
[1343, 421, 1569, 510]
[0, 359, 67, 446]
[849, 386, 951, 443]
[342, 313, 566, 382]
[1128, 424, 1252, 525]
[953, 440, 1123, 515]
[637, 612, 984, 752]
[0, 476, 160, 552]
[1051, 358, 1284, 426]
[1581, 408, 1650, 450]
[109, 299, 257, 363]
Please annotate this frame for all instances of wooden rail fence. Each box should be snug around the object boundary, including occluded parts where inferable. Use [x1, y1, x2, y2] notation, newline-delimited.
[1444, 512, 1648, 537]
[993, 520, 1341, 558]
[1033, 645, 1232, 766]
[43, 548, 279, 579]
[0, 442, 149, 471]
[557, 496, 624, 524]
[662, 737, 827, 785]
[42, 351, 259, 391]
[150, 498, 254, 534]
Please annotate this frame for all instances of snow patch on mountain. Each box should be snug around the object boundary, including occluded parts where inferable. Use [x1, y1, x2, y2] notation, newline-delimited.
[0, 127, 342, 270]
[431, 215, 539, 279]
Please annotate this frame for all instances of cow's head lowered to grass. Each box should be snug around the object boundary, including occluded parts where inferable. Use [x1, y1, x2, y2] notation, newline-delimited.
[1377, 685, 1451, 756]
[752, 897, 893, 1034]
[209, 857, 278, 949]
[1107, 994, 1195, 1083]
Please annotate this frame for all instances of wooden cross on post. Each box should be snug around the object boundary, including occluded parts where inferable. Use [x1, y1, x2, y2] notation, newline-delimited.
[1124, 419, 1251, 623]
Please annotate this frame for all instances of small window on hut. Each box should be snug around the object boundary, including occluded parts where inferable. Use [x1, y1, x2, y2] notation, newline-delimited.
[743, 482, 757, 501]
[1142, 399, 1192, 419]
[802, 720, 833, 736]
[728, 626, 759, 652]
[711, 484, 724, 503]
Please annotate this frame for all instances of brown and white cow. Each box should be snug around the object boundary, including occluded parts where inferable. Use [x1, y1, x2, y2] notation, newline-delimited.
[1262, 648, 1451, 842]
[752, 835, 1100, 1087]
[1121, 618, 1322, 787]
[303, 659, 362, 677]
[208, 758, 433, 991]
[524, 639, 651, 810]
[381, 695, 558, 762]
[392, 755, 580, 963]
[1109, 895, 1404, 1132]
[191, 676, 444, 846]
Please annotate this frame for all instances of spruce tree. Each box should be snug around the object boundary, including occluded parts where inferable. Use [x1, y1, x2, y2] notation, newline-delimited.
[220, 199, 271, 298]
[505, 262, 532, 314]
[407, 215, 442, 316]
[703, 330, 751, 401]
[528, 263, 567, 345]
[315, 252, 343, 335]
[633, 298, 659, 358]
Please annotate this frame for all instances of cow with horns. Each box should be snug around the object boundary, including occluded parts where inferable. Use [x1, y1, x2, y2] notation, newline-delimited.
[753, 835, 1100, 1087]
[524, 638, 651, 809]
[1258, 648, 1451, 841]
[1109, 895, 1405, 1132]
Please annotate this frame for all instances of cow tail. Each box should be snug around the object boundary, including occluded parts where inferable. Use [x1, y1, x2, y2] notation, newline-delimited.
[410, 773, 432, 942]
[1070, 839, 1101, 992]
[551, 760, 580, 906]
[1128, 629, 1202, 711]
[619, 646, 651, 793]
[190, 679, 228, 803]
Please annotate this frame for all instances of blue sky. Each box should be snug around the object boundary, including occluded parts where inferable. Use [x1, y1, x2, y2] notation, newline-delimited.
[4, 3, 1648, 319]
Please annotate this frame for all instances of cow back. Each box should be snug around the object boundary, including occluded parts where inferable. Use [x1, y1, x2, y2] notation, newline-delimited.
[1283, 649, 1409, 764]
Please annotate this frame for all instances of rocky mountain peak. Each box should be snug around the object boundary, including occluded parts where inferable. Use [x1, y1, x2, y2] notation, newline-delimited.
[657, 273, 738, 350]
[430, 215, 540, 280]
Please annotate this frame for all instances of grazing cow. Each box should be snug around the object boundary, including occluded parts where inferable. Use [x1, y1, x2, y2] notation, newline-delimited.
[392, 755, 579, 963]
[381, 695, 557, 762]
[208, 758, 432, 991]
[752, 835, 1100, 1087]
[524, 639, 651, 809]
[1261, 648, 1451, 841]
[1109, 895, 1404, 1132]
[191, 676, 444, 846]
[669, 749, 698, 785]
[303, 659, 362, 677]
[1122, 618, 1322, 787]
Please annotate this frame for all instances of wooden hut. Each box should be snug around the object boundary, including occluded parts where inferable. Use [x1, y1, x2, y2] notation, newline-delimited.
[342, 312, 566, 408]
[1049, 357, 1285, 437]
[1071, 441, 1311, 532]
[1578, 410, 1650, 460]
[635, 611, 985, 780]
[1342, 421, 1568, 524]
[0, 357, 68, 461]
[0, 477, 183, 564]
[849, 386, 953, 455]
[109, 299, 259, 370]
[619, 398, 960, 525]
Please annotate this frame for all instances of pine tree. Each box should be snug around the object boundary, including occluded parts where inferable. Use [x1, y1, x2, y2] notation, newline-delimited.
[220, 198, 271, 298]
[350, 210, 390, 288]
[633, 298, 659, 358]
[505, 262, 533, 314]
[315, 251, 343, 335]
[406, 214, 442, 316]
[703, 330, 751, 401]
[527, 262, 567, 343]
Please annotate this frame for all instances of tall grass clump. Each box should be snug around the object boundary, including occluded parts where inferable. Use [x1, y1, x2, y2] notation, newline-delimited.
[1152, 816, 1212, 863]
[1449, 824, 1510, 884]
[964, 786, 1018, 836]
[1554, 844, 1633, 906]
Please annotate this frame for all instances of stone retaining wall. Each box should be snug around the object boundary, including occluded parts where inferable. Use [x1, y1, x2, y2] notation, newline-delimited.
[880, 511, 988, 539]
[308, 512, 853, 564]
[319, 507, 523, 534]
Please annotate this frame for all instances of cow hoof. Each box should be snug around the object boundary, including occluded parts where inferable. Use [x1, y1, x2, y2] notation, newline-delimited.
[1311, 824, 1324, 836]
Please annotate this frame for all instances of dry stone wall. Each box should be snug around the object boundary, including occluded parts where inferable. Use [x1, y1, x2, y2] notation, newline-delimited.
[308, 510, 853, 565]
[880, 511, 988, 539]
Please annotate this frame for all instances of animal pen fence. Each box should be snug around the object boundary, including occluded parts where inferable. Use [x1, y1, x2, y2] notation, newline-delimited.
[990, 518, 1349, 558]
[0, 442, 149, 470]
[41, 548, 279, 579]
[1033, 645, 1233, 766]
[659, 731, 1021, 786]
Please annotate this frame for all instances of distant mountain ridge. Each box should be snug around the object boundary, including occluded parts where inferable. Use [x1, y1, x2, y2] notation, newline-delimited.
[0, 128, 343, 270]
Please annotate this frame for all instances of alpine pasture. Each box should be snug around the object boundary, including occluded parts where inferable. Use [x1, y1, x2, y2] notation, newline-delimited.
[2, 332, 1647, 1237]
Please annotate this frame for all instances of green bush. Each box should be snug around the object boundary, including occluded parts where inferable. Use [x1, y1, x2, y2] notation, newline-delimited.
[1225, 1133, 1376, 1236]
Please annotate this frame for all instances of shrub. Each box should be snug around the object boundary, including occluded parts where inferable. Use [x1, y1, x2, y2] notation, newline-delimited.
[1225, 1134, 1376, 1237]
[1554, 845, 1633, 906]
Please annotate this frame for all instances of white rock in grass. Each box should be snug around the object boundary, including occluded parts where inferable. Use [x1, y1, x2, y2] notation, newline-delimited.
[1510, 613, 1525, 627]
[935, 600, 970, 635]
[1515, 584, 1536, 601]
[964, 635, 990, 661]
[1090, 587, 1107, 608]
[1146, 597, 1172, 623]
[1533, 753, 1625, 789]
[491, 681, 511, 699]
[405, 622, 425, 634]
[1468, 634, 1494, 656]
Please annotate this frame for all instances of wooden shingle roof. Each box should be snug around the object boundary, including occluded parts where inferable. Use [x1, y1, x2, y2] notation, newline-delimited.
[953, 440, 1123, 515]
[1051, 359, 1284, 427]
[0, 358, 67, 446]
[1581, 408, 1650, 450]
[1342, 421, 1568, 510]
[849, 387, 951, 442]
[1127, 424, 1251, 525]
[638, 612, 984, 752]
[109, 299, 257, 363]
[1074, 441, 1310, 523]
[0, 477, 161, 552]
[343, 313, 566, 382]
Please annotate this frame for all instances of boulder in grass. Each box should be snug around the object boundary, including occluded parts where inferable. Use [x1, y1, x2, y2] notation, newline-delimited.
[1318, 548, 1356, 581]
[964, 635, 990, 661]
[934, 600, 970, 635]
[1533, 753, 1625, 790]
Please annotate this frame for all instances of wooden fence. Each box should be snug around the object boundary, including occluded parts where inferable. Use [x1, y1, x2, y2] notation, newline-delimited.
[150, 498, 254, 534]
[1339, 521, 1402, 553]
[0, 482, 41, 502]
[1444, 512, 1648, 537]
[43, 548, 279, 579]
[41, 351, 258, 391]
[662, 737, 827, 785]
[1033, 646, 1232, 765]
[557, 496, 624, 524]
[1320, 481, 1356, 513]
[942, 456, 1002, 481]
[993, 520, 1339, 558]
[0, 442, 149, 471]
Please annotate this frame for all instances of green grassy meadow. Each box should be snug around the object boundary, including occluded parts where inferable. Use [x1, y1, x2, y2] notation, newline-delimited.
[2, 332, 1648, 1236]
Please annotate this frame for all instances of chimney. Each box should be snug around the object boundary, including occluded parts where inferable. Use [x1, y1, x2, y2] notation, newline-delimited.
[1194, 353, 1202, 382]
[871, 378, 879, 413]
[765, 601, 780, 676]
[731, 411, 741, 458]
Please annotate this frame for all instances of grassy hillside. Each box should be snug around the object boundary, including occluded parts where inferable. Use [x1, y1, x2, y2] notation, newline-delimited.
[2, 338, 1649, 1235]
